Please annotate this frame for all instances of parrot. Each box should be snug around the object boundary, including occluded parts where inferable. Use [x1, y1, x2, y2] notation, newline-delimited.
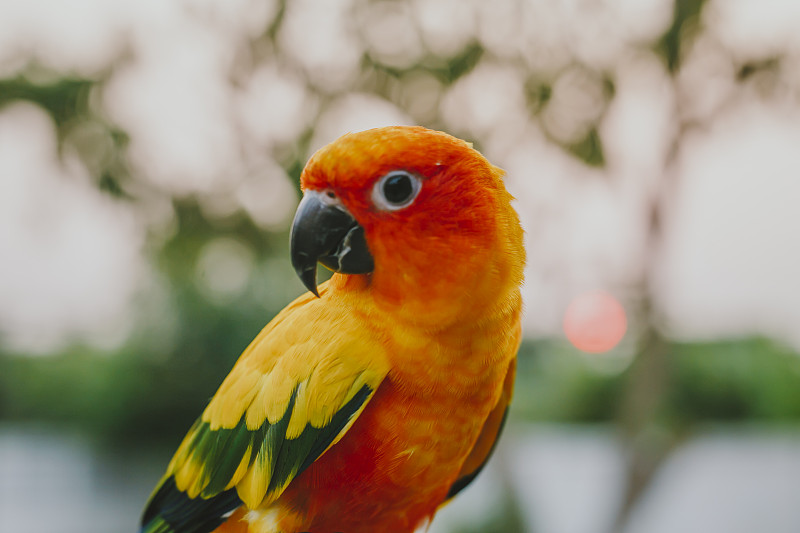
[139, 126, 526, 533]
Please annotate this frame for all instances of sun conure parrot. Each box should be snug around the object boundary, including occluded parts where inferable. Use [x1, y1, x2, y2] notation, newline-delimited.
[140, 126, 526, 533]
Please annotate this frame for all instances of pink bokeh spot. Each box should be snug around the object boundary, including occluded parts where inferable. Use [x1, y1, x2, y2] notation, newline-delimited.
[563, 290, 627, 353]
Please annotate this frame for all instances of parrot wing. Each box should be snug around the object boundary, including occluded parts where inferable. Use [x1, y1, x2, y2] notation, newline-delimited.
[444, 357, 516, 501]
[141, 293, 389, 533]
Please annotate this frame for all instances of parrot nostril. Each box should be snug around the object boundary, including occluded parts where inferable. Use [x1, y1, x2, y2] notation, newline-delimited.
[319, 189, 342, 208]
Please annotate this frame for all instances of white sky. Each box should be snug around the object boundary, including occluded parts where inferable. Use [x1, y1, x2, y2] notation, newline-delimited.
[1, 0, 800, 353]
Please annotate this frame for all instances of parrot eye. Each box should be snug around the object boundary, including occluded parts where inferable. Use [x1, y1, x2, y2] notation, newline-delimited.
[372, 171, 421, 211]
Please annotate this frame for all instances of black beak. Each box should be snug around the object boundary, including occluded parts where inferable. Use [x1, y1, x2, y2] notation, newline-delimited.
[290, 190, 374, 297]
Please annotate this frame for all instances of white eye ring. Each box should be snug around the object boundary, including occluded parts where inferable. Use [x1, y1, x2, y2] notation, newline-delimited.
[371, 171, 422, 211]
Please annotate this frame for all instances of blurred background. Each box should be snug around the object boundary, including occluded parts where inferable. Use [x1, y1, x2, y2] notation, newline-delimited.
[2, 0, 800, 532]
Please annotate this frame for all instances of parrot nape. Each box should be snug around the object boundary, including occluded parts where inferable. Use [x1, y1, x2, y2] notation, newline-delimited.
[140, 126, 526, 533]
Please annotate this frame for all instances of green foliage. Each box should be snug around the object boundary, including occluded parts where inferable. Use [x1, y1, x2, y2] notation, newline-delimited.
[0, 74, 93, 125]
[655, 0, 708, 73]
[669, 338, 800, 421]
[3, 334, 799, 449]
[513, 337, 800, 425]
[524, 79, 552, 114]
[448, 491, 529, 533]
[438, 42, 485, 83]
[513, 340, 624, 422]
[566, 127, 605, 168]
[0, 345, 232, 446]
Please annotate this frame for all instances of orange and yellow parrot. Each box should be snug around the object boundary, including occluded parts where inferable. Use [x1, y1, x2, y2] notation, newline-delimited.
[140, 126, 525, 533]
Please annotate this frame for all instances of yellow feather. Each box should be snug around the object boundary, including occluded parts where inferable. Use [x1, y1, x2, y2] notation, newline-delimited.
[237, 441, 273, 509]
[175, 455, 208, 498]
[204, 369, 260, 429]
[285, 379, 310, 439]
[249, 367, 294, 428]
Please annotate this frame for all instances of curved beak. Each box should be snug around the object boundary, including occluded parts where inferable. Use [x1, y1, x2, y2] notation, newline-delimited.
[290, 190, 374, 297]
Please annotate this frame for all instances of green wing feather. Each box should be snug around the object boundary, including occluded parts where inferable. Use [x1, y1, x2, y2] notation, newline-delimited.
[167, 381, 374, 505]
[141, 292, 389, 532]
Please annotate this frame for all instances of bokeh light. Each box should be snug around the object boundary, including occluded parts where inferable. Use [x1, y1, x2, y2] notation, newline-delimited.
[564, 290, 628, 353]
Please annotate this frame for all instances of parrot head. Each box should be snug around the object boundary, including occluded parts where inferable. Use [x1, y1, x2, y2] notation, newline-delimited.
[290, 126, 524, 322]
